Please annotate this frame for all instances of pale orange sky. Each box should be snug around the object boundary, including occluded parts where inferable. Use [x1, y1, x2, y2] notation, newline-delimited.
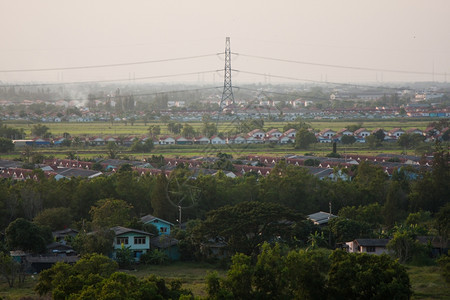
[1, 0, 449, 84]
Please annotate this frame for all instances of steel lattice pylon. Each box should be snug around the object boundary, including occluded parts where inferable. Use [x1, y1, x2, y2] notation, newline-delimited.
[220, 37, 235, 110]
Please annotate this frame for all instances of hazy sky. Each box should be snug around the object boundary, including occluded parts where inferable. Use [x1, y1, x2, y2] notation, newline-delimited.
[1, 0, 449, 85]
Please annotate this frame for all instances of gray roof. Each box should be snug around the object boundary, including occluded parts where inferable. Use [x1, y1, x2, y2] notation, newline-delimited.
[141, 215, 174, 226]
[355, 239, 390, 247]
[111, 226, 154, 237]
[307, 211, 337, 225]
[0, 159, 23, 169]
[150, 236, 179, 249]
[53, 167, 102, 178]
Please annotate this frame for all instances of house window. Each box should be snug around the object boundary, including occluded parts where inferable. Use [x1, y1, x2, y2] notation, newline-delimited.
[160, 227, 168, 233]
[366, 246, 376, 252]
[134, 236, 146, 245]
[116, 237, 129, 245]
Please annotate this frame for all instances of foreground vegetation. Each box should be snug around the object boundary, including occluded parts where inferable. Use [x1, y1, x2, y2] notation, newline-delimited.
[0, 254, 447, 299]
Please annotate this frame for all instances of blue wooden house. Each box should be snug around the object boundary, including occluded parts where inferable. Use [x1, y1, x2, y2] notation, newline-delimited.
[141, 214, 174, 236]
[141, 215, 180, 260]
[111, 226, 154, 262]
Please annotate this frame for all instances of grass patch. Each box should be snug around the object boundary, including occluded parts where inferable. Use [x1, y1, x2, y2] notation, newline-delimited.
[407, 265, 449, 299]
[0, 276, 42, 300]
[123, 261, 227, 298]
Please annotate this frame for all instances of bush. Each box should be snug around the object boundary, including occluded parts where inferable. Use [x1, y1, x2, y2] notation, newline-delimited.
[140, 249, 169, 265]
[437, 255, 450, 283]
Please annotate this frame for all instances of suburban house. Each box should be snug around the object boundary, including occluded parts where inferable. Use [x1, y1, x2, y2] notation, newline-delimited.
[159, 136, 175, 145]
[266, 129, 283, 138]
[345, 239, 390, 255]
[88, 137, 105, 146]
[210, 135, 226, 144]
[284, 128, 296, 138]
[319, 128, 336, 138]
[406, 128, 424, 135]
[111, 226, 154, 261]
[247, 129, 265, 138]
[175, 136, 193, 145]
[52, 228, 79, 243]
[337, 128, 353, 136]
[141, 214, 174, 235]
[388, 128, 406, 138]
[194, 136, 210, 144]
[354, 128, 371, 138]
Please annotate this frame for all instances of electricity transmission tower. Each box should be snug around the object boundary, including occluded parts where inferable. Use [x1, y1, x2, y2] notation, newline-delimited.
[220, 37, 235, 111]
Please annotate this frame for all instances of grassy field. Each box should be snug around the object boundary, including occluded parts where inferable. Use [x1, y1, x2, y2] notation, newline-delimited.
[5, 119, 434, 137]
[1, 140, 425, 163]
[408, 265, 450, 299]
[0, 262, 446, 299]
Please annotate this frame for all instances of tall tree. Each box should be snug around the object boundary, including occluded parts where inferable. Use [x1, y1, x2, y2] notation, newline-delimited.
[0, 137, 14, 153]
[294, 128, 316, 149]
[5, 218, 51, 253]
[90, 198, 134, 229]
[196, 201, 302, 256]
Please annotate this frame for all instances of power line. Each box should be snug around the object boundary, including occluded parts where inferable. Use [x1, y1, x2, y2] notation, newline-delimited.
[0, 70, 221, 87]
[233, 69, 416, 91]
[0, 53, 220, 73]
[234, 52, 447, 76]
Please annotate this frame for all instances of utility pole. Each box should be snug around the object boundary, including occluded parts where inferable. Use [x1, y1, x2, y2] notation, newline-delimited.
[220, 37, 235, 111]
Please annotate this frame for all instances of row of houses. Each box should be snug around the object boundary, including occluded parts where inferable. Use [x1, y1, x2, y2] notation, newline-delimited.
[315, 126, 449, 143]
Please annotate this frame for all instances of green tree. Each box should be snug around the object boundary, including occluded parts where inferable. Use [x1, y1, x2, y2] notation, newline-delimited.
[410, 142, 449, 212]
[328, 218, 372, 244]
[196, 201, 301, 256]
[181, 123, 196, 138]
[148, 125, 161, 138]
[435, 203, 450, 253]
[33, 207, 73, 231]
[387, 225, 426, 263]
[106, 141, 119, 159]
[294, 128, 316, 149]
[0, 137, 14, 153]
[5, 218, 52, 253]
[373, 129, 386, 145]
[31, 123, 51, 137]
[202, 122, 218, 137]
[73, 229, 115, 256]
[131, 138, 154, 153]
[151, 174, 177, 222]
[35, 253, 118, 298]
[167, 122, 182, 134]
[0, 252, 24, 288]
[224, 253, 253, 299]
[365, 135, 378, 149]
[90, 198, 134, 229]
[341, 135, 356, 145]
[328, 250, 411, 299]
[115, 245, 134, 269]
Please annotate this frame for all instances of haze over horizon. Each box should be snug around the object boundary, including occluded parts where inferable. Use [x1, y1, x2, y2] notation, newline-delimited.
[1, 0, 450, 85]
